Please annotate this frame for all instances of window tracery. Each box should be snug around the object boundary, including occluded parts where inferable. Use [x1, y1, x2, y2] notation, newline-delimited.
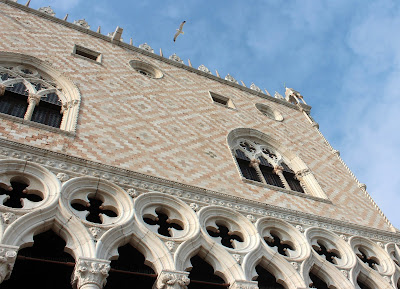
[232, 139, 304, 193]
[0, 65, 64, 128]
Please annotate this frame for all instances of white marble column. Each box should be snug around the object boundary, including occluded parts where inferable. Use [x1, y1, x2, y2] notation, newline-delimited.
[24, 93, 41, 121]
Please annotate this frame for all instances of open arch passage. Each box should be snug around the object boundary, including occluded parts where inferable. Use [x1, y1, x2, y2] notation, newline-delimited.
[1, 230, 75, 289]
[255, 265, 285, 289]
[106, 243, 156, 289]
[187, 255, 228, 289]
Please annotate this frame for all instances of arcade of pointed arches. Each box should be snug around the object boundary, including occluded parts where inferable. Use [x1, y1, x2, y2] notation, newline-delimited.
[0, 158, 397, 289]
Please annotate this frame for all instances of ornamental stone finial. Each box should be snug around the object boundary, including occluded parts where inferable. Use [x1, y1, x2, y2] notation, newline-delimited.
[274, 91, 284, 99]
[225, 74, 238, 84]
[198, 64, 212, 74]
[0, 245, 18, 284]
[154, 271, 190, 289]
[169, 53, 184, 64]
[38, 6, 56, 17]
[230, 280, 259, 289]
[250, 83, 262, 93]
[71, 257, 110, 289]
[73, 19, 90, 29]
[139, 43, 154, 53]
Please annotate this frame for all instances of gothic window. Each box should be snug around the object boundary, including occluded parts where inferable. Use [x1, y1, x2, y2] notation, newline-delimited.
[232, 139, 304, 193]
[107, 243, 156, 289]
[0, 60, 80, 132]
[1, 230, 75, 289]
[187, 255, 228, 289]
[0, 65, 64, 128]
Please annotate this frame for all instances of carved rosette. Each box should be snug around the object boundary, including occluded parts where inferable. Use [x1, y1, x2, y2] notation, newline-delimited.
[71, 258, 110, 289]
[198, 64, 211, 74]
[230, 280, 259, 289]
[155, 271, 190, 289]
[73, 19, 90, 29]
[0, 245, 18, 284]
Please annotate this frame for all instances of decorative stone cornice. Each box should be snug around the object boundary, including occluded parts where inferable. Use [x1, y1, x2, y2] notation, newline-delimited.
[0, 244, 18, 284]
[230, 280, 258, 289]
[71, 257, 110, 289]
[0, 138, 399, 243]
[154, 270, 190, 289]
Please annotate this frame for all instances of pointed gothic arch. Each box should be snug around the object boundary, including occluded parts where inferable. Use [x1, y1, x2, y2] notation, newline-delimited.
[227, 128, 327, 199]
[0, 52, 81, 132]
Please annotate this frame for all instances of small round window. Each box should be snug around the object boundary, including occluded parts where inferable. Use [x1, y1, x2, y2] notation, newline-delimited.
[129, 60, 163, 79]
[255, 103, 283, 121]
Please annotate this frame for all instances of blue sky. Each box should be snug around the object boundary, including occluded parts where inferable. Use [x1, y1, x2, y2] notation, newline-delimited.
[28, 0, 400, 229]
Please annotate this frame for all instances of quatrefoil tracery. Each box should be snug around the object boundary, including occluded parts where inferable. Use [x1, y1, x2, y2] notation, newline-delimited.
[356, 247, 380, 270]
[0, 180, 43, 209]
[207, 223, 243, 249]
[264, 232, 294, 257]
[143, 209, 183, 237]
[312, 241, 341, 264]
[71, 194, 118, 224]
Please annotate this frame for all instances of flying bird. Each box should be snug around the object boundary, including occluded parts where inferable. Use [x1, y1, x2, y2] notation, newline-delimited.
[173, 21, 186, 42]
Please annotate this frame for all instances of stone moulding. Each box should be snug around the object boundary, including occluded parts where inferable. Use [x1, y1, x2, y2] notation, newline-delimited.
[0, 138, 399, 244]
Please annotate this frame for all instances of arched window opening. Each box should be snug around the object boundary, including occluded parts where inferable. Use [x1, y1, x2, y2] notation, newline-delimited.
[1, 230, 75, 289]
[0, 64, 64, 129]
[106, 243, 156, 289]
[309, 272, 329, 289]
[187, 255, 228, 289]
[255, 265, 285, 289]
[232, 139, 304, 193]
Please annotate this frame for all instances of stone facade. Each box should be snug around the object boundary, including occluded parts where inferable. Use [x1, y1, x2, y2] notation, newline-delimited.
[0, 1, 399, 289]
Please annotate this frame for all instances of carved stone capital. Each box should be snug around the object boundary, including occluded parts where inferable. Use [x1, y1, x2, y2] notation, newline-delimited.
[230, 280, 259, 289]
[154, 270, 190, 289]
[28, 93, 41, 105]
[0, 244, 18, 284]
[71, 257, 110, 289]
[0, 84, 5, 96]
[249, 158, 260, 168]
[273, 166, 284, 174]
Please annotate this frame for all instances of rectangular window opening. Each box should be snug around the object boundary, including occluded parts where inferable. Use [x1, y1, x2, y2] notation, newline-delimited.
[209, 92, 235, 109]
[73, 45, 102, 63]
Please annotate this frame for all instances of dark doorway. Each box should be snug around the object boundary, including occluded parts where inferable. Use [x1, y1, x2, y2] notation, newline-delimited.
[309, 272, 329, 289]
[1, 230, 75, 289]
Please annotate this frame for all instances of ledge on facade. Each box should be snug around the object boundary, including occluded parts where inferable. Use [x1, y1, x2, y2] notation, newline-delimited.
[0, 0, 312, 114]
[0, 112, 76, 137]
[242, 178, 332, 204]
